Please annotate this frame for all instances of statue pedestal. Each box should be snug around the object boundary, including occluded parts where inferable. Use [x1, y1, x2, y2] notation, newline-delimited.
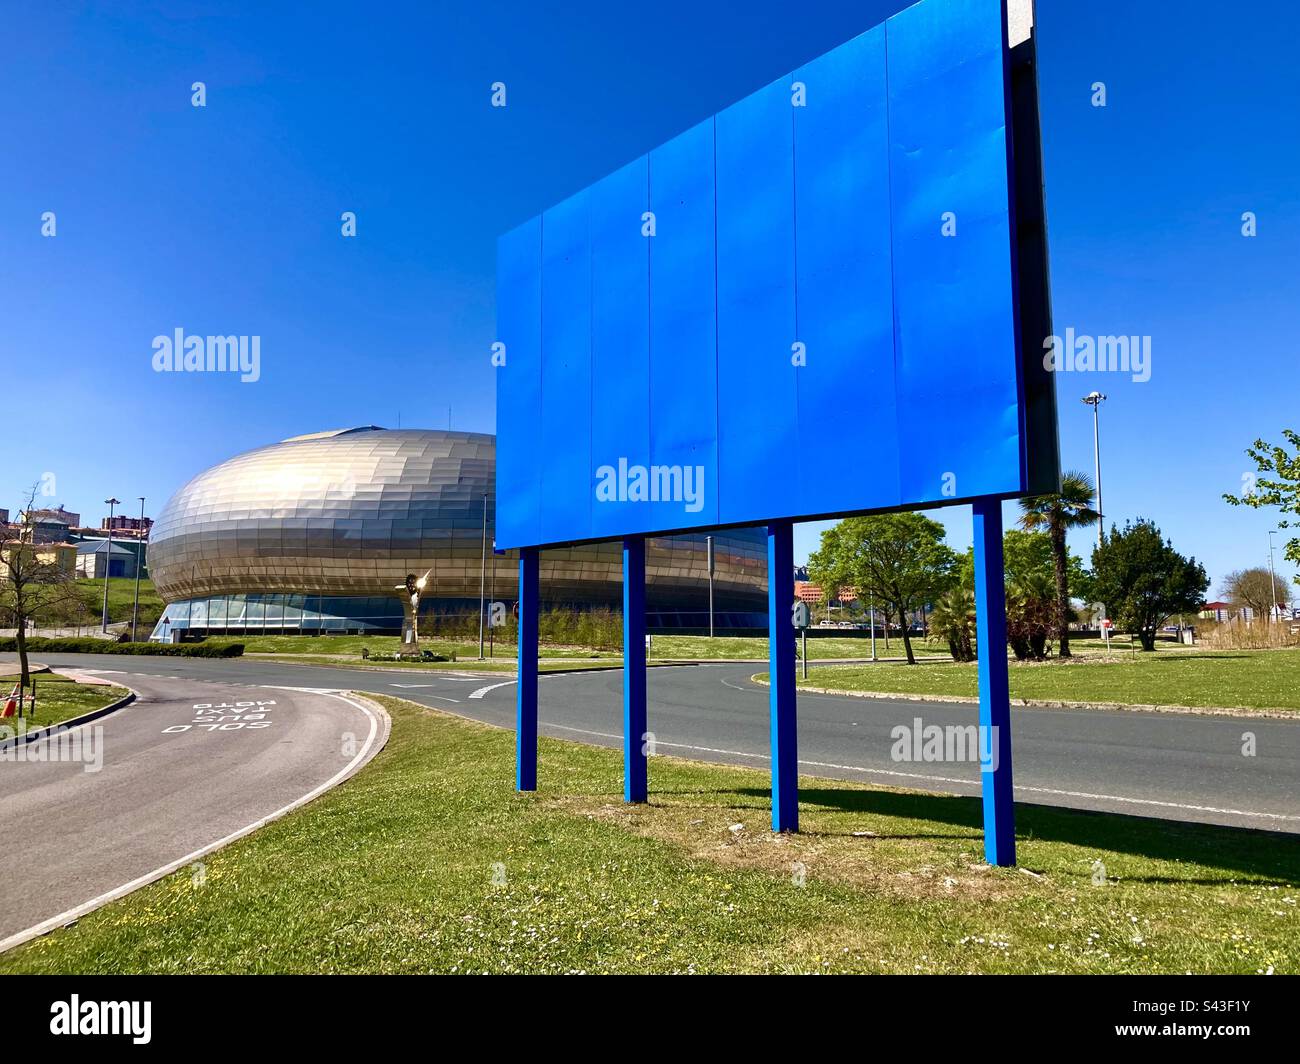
[398, 620, 421, 657]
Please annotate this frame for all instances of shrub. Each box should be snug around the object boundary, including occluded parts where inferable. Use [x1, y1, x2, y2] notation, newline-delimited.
[0, 638, 244, 658]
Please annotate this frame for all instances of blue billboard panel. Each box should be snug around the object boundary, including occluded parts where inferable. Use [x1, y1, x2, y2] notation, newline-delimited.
[537, 191, 593, 546]
[886, 0, 1021, 504]
[647, 118, 720, 531]
[791, 24, 899, 518]
[715, 76, 798, 527]
[496, 0, 1053, 549]
[495, 216, 542, 548]
[590, 157, 652, 539]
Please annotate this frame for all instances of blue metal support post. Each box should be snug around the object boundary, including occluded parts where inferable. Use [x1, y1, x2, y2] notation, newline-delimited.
[767, 520, 798, 832]
[972, 498, 1015, 865]
[622, 536, 648, 802]
[516, 547, 539, 791]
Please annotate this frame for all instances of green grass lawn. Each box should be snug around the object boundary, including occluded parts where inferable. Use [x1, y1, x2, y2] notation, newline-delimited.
[782, 648, 1300, 712]
[250, 653, 621, 674]
[0, 673, 129, 728]
[3, 694, 1295, 974]
[37, 576, 165, 631]
[206, 633, 617, 661]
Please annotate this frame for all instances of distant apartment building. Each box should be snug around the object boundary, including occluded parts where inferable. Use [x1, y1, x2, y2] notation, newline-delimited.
[23, 505, 81, 544]
[102, 514, 153, 535]
[794, 581, 859, 606]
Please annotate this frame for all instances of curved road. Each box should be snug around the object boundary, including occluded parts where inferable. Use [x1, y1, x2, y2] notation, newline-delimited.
[4, 653, 1299, 839]
[0, 671, 386, 951]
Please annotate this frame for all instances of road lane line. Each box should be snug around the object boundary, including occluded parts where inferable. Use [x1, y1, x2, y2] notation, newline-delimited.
[469, 679, 517, 700]
[0, 690, 389, 955]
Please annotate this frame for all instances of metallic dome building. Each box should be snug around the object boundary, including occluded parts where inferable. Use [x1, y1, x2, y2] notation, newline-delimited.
[149, 428, 766, 637]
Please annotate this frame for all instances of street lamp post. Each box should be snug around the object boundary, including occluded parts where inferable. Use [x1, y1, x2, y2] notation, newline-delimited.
[101, 497, 120, 632]
[489, 539, 497, 658]
[1081, 392, 1106, 549]
[1268, 530, 1281, 623]
[478, 493, 488, 659]
[706, 535, 715, 638]
[131, 496, 146, 640]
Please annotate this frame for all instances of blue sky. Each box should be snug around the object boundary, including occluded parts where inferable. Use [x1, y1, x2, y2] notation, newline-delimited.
[2, 0, 1297, 595]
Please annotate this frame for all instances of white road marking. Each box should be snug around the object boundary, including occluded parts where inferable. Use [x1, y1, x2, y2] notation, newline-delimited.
[540, 724, 1300, 824]
[548, 723, 621, 741]
[389, 683, 462, 689]
[260, 685, 343, 694]
[0, 690, 389, 955]
[469, 679, 517, 700]
[384, 685, 462, 702]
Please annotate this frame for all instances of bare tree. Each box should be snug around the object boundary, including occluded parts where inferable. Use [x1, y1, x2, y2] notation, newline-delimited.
[1, 482, 83, 688]
[1222, 567, 1289, 622]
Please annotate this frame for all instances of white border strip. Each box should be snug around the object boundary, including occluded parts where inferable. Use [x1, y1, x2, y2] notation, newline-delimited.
[0, 690, 390, 955]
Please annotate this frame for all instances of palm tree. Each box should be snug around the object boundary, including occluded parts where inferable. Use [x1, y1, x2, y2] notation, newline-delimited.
[927, 587, 977, 662]
[1018, 470, 1099, 659]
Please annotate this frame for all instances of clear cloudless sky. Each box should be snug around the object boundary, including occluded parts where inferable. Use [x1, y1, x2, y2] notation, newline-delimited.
[2, 0, 1297, 594]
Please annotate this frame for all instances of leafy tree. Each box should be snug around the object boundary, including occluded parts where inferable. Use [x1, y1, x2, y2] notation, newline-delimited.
[958, 529, 1087, 595]
[955, 529, 1088, 660]
[1018, 471, 1099, 658]
[927, 587, 976, 662]
[1221, 567, 1289, 621]
[1224, 430, 1300, 593]
[1089, 519, 1209, 651]
[0, 483, 83, 687]
[808, 514, 957, 664]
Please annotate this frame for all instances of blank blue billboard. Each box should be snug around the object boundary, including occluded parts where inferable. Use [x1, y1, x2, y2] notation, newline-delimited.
[496, 0, 1055, 549]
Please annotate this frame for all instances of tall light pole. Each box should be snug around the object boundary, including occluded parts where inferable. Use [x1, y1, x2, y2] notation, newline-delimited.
[706, 535, 715, 638]
[489, 538, 497, 658]
[1268, 530, 1281, 623]
[478, 492, 488, 659]
[1081, 392, 1106, 548]
[131, 496, 146, 640]
[101, 497, 120, 632]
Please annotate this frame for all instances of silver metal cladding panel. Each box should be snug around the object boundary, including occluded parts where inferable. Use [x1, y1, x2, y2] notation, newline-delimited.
[149, 428, 767, 610]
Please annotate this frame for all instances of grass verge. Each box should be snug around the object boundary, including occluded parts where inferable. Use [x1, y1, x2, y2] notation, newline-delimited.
[0, 673, 129, 729]
[2, 694, 1295, 974]
[785, 649, 1300, 713]
[48, 576, 166, 629]
[207, 634, 618, 663]
[248, 654, 621, 673]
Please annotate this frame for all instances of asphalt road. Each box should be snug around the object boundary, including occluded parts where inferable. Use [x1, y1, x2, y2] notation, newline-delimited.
[0, 670, 386, 950]
[6, 652, 1299, 839]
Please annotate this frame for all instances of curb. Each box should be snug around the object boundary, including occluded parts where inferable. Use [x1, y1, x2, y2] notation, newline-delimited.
[0, 689, 137, 751]
[750, 676, 1299, 721]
